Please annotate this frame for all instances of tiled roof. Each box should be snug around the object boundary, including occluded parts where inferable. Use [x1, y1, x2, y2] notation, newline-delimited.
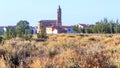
[79, 24, 88, 27]
[60, 26, 72, 28]
[0, 26, 6, 29]
[39, 20, 57, 23]
[46, 26, 72, 31]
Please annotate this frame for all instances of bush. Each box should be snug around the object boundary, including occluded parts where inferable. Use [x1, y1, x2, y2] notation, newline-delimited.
[0, 49, 6, 57]
[37, 33, 47, 39]
[3, 32, 10, 40]
[1, 34, 120, 68]
[47, 47, 57, 58]
[68, 63, 79, 68]
[0, 37, 3, 44]
[88, 37, 96, 41]
[23, 34, 32, 40]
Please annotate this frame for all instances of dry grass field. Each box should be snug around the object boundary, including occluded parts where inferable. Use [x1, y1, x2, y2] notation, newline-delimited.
[0, 34, 120, 68]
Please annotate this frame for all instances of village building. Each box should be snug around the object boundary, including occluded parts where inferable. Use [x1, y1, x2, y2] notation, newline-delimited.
[0, 26, 9, 35]
[37, 6, 62, 34]
[38, 6, 62, 27]
[61, 26, 75, 33]
[46, 26, 74, 34]
[46, 26, 66, 34]
[29, 26, 37, 34]
[0, 26, 37, 35]
[78, 24, 89, 29]
[37, 6, 75, 34]
[0, 26, 5, 35]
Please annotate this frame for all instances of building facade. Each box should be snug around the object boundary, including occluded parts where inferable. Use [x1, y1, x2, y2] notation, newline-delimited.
[37, 6, 75, 34]
[37, 6, 62, 34]
[46, 26, 66, 34]
[78, 24, 89, 29]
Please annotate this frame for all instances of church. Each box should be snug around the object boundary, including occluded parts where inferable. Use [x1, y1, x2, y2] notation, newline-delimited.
[39, 6, 62, 27]
[37, 6, 74, 34]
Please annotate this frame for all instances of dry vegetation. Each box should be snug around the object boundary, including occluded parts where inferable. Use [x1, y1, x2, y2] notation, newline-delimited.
[0, 34, 120, 68]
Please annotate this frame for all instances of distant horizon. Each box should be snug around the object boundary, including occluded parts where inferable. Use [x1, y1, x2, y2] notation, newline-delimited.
[0, 0, 120, 26]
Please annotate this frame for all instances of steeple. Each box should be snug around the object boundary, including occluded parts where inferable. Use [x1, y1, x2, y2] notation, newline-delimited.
[58, 5, 61, 10]
[57, 5, 62, 26]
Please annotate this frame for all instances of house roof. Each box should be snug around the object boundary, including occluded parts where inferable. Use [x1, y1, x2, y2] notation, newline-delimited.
[79, 24, 89, 27]
[46, 26, 72, 31]
[52, 27, 63, 31]
[60, 26, 72, 28]
[0, 26, 6, 29]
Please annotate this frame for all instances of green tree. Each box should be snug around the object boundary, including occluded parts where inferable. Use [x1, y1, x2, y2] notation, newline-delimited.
[16, 20, 29, 35]
[3, 27, 16, 40]
[23, 34, 33, 41]
[73, 25, 82, 33]
[109, 22, 113, 33]
[114, 19, 119, 33]
[90, 18, 120, 34]
[16, 20, 30, 37]
[37, 26, 47, 39]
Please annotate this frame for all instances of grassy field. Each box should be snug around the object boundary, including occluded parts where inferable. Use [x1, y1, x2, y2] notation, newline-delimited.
[0, 34, 120, 68]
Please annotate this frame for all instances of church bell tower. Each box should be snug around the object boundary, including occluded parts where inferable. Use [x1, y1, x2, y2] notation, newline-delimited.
[57, 5, 62, 26]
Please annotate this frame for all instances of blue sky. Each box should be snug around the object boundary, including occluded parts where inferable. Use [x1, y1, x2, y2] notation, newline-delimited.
[0, 0, 120, 26]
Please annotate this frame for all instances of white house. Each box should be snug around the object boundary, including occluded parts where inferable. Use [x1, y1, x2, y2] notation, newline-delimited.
[0, 26, 7, 35]
[78, 24, 89, 29]
[46, 26, 75, 34]
[46, 27, 54, 34]
[46, 27, 63, 34]
[51, 28, 58, 34]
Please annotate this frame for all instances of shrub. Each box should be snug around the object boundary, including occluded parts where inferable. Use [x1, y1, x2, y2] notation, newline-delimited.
[79, 34, 89, 37]
[37, 33, 47, 39]
[88, 37, 96, 41]
[47, 47, 57, 58]
[3, 28, 17, 40]
[67, 62, 79, 68]
[0, 37, 3, 44]
[3, 32, 10, 40]
[0, 49, 6, 57]
[23, 34, 32, 40]
[1, 34, 120, 68]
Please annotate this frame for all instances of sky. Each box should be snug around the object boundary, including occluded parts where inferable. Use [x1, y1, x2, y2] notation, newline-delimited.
[0, 0, 120, 26]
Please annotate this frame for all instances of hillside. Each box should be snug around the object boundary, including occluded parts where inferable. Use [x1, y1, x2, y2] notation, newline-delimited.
[0, 34, 120, 68]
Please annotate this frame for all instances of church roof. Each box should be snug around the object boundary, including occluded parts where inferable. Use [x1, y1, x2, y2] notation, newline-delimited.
[39, 20, 57, 27]
[39, 20, 57, 23]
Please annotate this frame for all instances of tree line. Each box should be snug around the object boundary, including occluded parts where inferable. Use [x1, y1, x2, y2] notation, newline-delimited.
[1, 20, 47, 41]
[73, 18, 120, 34]
[3, 20, 33, 40]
